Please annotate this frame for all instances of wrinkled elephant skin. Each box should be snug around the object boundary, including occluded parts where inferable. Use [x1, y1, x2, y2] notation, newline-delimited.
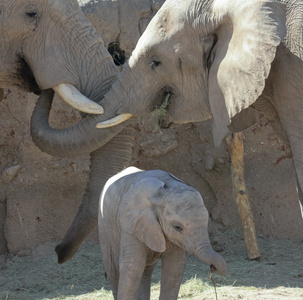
[99, 167, 227, 300]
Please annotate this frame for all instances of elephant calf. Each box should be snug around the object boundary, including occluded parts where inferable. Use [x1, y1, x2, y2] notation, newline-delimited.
[98, 166, 227, 300]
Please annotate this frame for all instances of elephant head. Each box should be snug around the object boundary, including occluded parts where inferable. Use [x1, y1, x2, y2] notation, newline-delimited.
[0, 0, 134, 157]
[96, 0, 286, 146]
[118, 171, 227, 276]
[1, 0, 106, 111]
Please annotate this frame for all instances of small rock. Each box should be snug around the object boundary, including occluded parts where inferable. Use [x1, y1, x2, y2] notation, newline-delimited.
[217, 157, 225, 164]
[214, 244, 224, 252]
[70, 163, 77, 171]
[204, 155, 215, 170]
[2, 164, 21, 183]
[214, 167, 222, 173]
[211, 236, 226, 252]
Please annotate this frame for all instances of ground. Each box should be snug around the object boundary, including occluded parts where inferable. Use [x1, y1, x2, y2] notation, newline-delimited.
[1, 229, 302, 300]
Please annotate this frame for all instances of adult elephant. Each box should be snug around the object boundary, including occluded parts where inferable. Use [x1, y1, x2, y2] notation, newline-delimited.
[31, 0, 303, 263]
[95, 0, 303, 201]
[0, 1, 136, 263]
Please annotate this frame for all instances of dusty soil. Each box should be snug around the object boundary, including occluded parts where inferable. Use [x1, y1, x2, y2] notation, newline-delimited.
[0, 228, 302, 300]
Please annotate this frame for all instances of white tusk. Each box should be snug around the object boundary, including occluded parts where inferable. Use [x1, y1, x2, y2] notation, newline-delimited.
[95, 113, 133, 128]
[53, 83, 104, 114]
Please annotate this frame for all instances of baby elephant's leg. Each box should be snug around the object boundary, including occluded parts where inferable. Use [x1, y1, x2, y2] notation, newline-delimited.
[159, 247, 186, 300]
[117, 234, 148, 300]
[100, 246, 119, 299]
[137, 262, 158, 300]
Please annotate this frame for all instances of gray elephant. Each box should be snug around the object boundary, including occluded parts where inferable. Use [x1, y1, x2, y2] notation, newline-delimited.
[0, 0, 136, 263]
[98, 166, 227, 300]
[26, 0, 303, 264]
[88, 1, 303, 216]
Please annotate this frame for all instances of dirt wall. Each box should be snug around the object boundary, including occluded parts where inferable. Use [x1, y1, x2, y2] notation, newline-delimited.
[0, 0, 302, 256]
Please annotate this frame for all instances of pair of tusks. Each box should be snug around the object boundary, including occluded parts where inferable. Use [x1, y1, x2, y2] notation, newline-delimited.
[53, 83, 132, 128]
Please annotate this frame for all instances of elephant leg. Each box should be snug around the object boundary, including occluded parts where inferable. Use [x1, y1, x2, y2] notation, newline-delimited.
[159, 247, 186, 300]
[117, 234, 147, 300]
[55, 127, 134, 264]
[137, 262, 158, 300]
[274, 104, 303, 210]
[107, 270, 119, 300]
[270, 53, 303, 213]
[99, 244, 120, 299]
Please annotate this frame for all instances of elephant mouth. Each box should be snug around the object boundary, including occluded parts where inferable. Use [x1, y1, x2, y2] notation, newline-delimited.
[17, 55, 41, 95]
[16, 55, 104, 115]
[151, 87, 175, 129]
[95, 86, 176, 129]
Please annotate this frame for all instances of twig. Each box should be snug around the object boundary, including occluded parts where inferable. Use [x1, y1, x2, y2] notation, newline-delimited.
[210, 266, 218, 300]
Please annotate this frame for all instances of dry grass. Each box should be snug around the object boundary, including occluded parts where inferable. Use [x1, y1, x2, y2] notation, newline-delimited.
[1, 229, 303, 300]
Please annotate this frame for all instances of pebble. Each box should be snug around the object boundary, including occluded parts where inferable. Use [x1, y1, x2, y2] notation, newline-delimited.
[204, 155, 215, 170]
[2, 164, 21, 183]
[217, 157, 225, 164]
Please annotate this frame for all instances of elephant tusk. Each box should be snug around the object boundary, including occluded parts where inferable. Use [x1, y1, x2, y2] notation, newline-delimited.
[53, 83, 104, 115]
[95, 113, 133, 128]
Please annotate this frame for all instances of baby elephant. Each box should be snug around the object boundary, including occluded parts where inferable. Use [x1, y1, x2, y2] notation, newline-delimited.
[99, 167, 227, 300]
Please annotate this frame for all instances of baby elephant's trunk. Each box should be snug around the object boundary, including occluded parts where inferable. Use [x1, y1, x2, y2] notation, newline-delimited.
[195, 244, 227, 276]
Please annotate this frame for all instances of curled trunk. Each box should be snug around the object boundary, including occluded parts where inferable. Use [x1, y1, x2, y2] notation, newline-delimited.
[195, 244, 227, 276]
[30, 90, 132, 157]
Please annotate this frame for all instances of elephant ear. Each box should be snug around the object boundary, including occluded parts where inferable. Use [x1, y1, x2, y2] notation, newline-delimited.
[282, 1, 303, 61]
[209, 0, 286, 146]
[119, 177, 166, 253]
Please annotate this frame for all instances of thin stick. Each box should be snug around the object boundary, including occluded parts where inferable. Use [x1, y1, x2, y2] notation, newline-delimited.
[210, 268, 218, 300]
[226, 132, 260, 260]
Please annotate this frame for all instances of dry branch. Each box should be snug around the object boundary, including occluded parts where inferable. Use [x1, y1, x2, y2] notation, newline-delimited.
[226, 132, 260, 260]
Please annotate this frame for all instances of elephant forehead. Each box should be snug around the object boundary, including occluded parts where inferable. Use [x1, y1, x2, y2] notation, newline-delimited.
[48, 0, 81, 16]
[131, 2, 188, 57]
[164, 201, 208, 225]
[166, 190, 206, 211]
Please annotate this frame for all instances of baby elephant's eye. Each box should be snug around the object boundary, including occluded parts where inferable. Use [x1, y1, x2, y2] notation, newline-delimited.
[173, 225, 183, 232]
[26, 12, 37, 18]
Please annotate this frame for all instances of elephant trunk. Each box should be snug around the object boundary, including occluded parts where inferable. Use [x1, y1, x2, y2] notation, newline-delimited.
[30, 89, 132, 157]
[56, 126, 134, 264]
[194, 240, 227, 276]
[95, 62, 163, 129]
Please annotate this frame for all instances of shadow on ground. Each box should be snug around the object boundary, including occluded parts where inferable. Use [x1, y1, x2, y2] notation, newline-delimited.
[0, 229, 302, 300]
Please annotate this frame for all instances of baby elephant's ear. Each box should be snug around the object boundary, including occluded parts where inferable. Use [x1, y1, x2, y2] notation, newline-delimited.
[119, 177, 166, 253]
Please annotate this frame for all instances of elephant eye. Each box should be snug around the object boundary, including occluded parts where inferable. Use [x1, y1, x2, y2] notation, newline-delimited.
[150, 58, 161, 70]
[24, 5, 39, 25]
[173, 225, 183, 233]
[26, 12, 37, 18]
